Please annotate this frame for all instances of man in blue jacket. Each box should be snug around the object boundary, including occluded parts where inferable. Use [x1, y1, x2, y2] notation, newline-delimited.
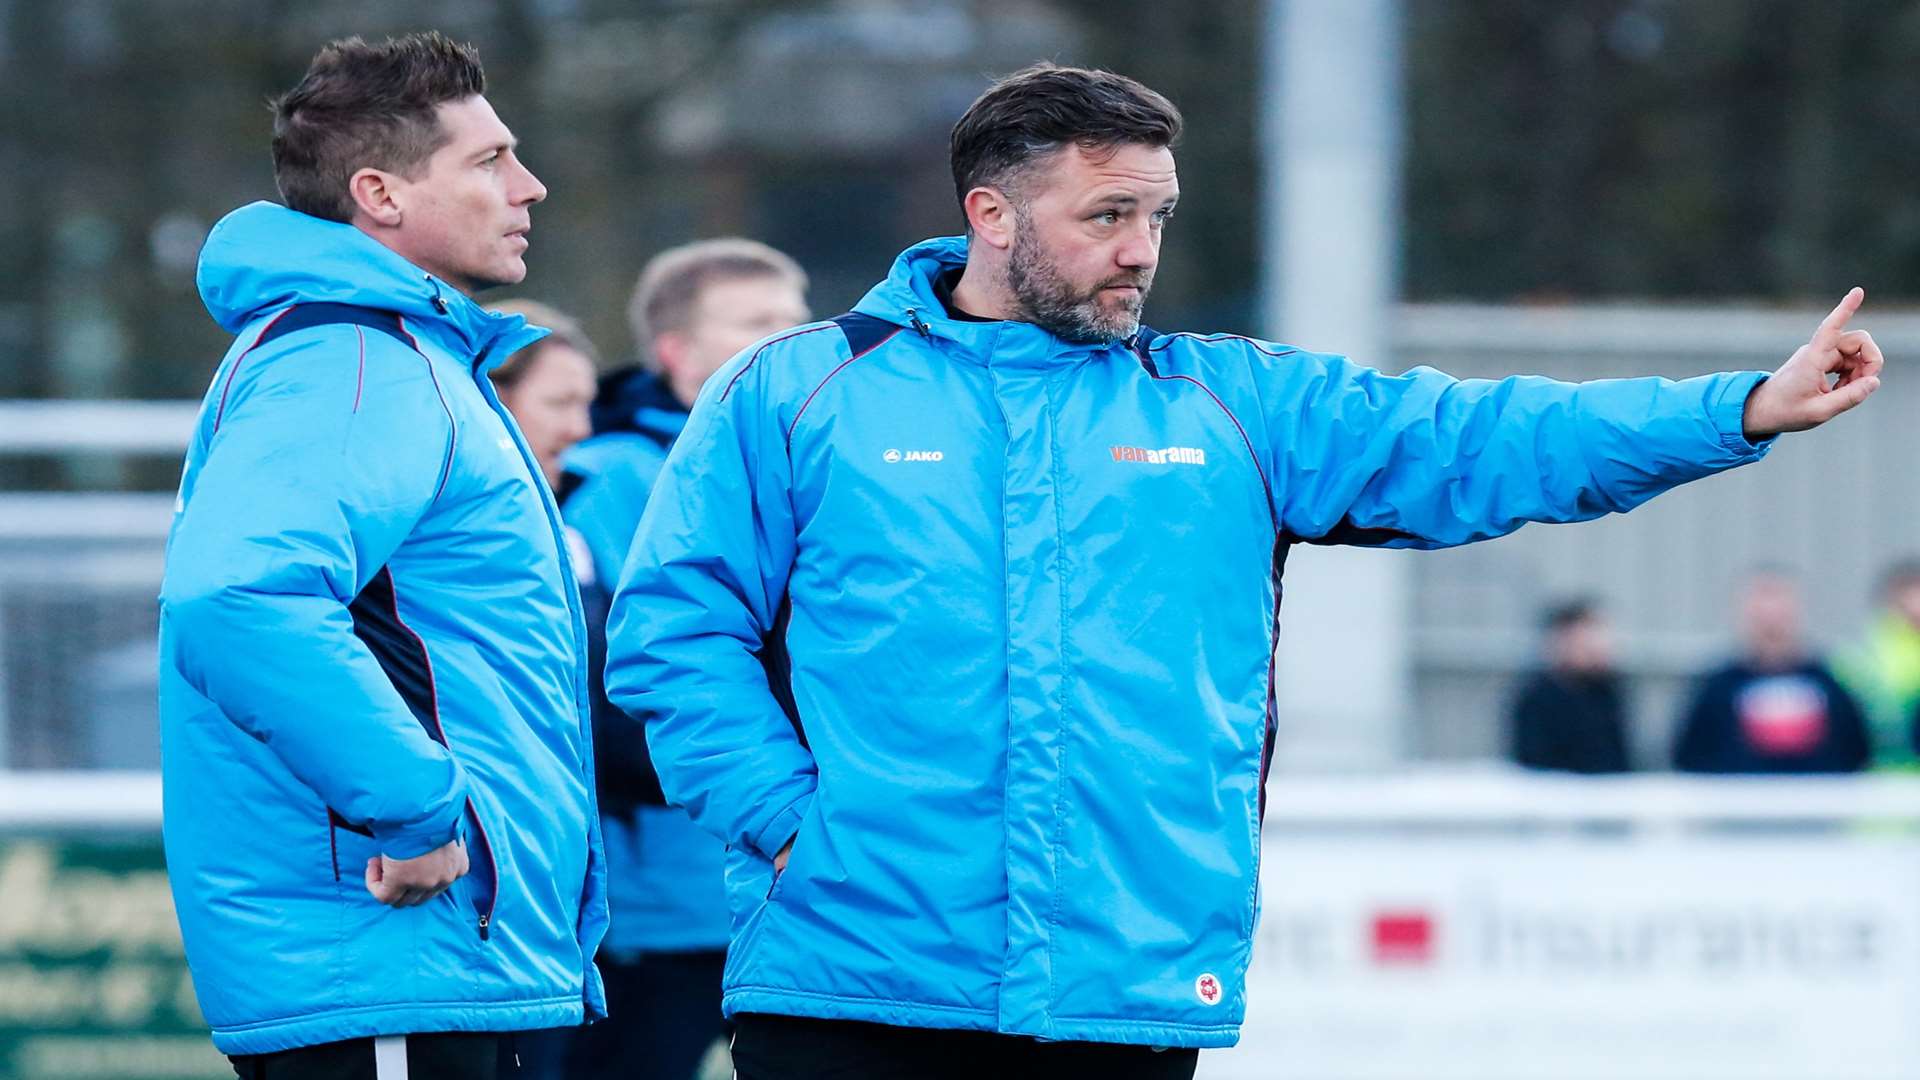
[160, 32, 606, 1079]
[605, 64, 1883, 1078]
[559, 240, 808, 1079]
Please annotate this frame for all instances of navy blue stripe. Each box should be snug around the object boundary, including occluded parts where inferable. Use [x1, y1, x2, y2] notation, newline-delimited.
[348, 567, 443, 744]
[257, 302, 412, 352]
[829, 312, 898, 360]
[341, 568, 498, 936]
[1258, 542, 1289, 823]
[1293, 519, 1418, 548]
[328, 808, 374, 838]
[762, 594, 804, 746]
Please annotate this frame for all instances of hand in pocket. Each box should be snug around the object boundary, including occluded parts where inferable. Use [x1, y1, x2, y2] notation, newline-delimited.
[365, 837, 470, 907]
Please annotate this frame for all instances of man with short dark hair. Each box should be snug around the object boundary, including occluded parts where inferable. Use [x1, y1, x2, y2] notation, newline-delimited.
[606, 63, 1882, 1078]
[160, 32, 606, 1079]
[560, 239, 809, 1080]
[1507, 599, 1633, 773]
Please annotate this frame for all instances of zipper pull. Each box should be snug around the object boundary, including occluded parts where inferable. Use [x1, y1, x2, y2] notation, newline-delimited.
[903, 308, 931, 339]
[477, 913, 491, 939]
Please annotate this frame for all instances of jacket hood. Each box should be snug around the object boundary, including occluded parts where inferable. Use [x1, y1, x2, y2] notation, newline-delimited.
[851, 235, 969, 331]
[590, 365, 688, 445]
[196, 201, 544, 365]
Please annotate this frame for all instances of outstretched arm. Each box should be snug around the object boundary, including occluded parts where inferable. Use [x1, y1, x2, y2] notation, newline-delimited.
[1265, 290, 1882, 548]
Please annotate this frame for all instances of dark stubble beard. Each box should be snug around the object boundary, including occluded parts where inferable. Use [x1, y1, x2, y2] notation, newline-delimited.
[1005, 210, 1153, 345]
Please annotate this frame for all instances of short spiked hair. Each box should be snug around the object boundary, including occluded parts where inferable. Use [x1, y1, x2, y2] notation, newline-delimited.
[270, 32, 486, 222]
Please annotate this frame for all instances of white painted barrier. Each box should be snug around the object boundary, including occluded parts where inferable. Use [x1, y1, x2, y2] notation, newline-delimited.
[1207, 770, 1920, 1080]
[9, 769, 1920, 1077]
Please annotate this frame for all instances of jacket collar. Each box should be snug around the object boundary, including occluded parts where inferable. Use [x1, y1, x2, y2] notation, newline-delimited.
[589, 365, 688, 445]
[196, 201, 546, 368]
[851, 235, 1142, 368]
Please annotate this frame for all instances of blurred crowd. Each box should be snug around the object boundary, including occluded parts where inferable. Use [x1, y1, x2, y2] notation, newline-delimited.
[1506, 564, 1920, 776]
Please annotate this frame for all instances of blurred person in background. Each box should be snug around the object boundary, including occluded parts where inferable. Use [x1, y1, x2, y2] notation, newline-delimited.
[158, 33, 606, 1079]
[606, 64, 1881, 1079]
[1834, 559, 1920, 770]
[484, 299, 598, 489]
[559, 240, 809, 1080]
[1506, 599, 1632, 774]
[1672, 569, 1869, 774]
[480, 299, 600, 1080]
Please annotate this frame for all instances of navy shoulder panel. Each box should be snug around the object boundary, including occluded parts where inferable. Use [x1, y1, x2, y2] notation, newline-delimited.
[829, 312, 901, 360]
[258, 303, 413, 352]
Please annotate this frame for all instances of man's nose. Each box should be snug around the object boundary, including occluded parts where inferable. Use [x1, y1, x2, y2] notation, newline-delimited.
[1117, 223, 1159, 271]
[515, 160, 548, 206]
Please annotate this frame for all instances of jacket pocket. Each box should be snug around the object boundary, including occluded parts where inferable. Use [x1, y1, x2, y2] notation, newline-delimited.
[328, 804, 497, 941]
[463, 799, 501, 940]
[328, 808, 374, 882]
[763, 799, 820, 904]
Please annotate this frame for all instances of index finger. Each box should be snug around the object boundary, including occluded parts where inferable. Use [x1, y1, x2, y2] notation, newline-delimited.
[1839, 329, 1884, 381]
[1818, 286, 1866, 340]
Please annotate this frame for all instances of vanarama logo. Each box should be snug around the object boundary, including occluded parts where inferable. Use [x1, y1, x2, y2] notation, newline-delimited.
[1111, 445, 1207, 466]
[883, 448, 944, 463]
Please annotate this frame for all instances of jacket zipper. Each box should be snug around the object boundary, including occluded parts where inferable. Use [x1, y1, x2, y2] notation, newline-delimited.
[466, 799, 500, 940]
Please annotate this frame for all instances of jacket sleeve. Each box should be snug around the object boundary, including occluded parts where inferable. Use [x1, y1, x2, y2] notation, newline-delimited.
[1259, 350, 1773, 548]
[160, 328, 467, 859]
[604, 355, 814, 860]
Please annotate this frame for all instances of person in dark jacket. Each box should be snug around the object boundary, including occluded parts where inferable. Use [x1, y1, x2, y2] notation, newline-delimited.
[1508, 600, 1633, 773]
[1673, 570, 1870, 773]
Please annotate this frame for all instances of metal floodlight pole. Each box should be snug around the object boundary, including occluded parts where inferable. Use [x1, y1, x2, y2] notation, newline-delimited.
[1260, 0, 1410, 769]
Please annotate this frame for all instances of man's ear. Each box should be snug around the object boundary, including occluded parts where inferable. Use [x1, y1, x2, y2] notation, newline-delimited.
[650, 330, 690, 380]
[964, 186, 1017, 251]
[348, 167, 404, 227]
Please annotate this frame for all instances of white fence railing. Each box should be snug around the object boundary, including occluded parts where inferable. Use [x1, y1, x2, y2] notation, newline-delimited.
[0, 400, 197, 453]
[8, 769, 1920, 830]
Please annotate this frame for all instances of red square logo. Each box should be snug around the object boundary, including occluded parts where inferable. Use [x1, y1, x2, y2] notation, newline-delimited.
[1370, 910, 1436, 966]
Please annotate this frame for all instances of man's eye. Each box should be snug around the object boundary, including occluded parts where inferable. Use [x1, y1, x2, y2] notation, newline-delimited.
[1095, 210, 1120, 225]
[1153, 209, 1174, 225]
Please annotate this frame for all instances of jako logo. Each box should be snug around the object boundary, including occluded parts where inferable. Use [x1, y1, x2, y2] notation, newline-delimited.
[884, 448, 944, 463]
[1111, 445, 1207, 466]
